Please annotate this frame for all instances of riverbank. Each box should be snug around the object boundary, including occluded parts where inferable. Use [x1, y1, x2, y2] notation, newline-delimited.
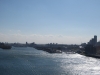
[34, 47, 62, 53]
[84, 54, 100, 58]
[79, 52, 100, 59]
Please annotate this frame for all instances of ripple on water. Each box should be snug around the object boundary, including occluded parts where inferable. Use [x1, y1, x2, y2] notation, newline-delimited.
[0, 47, 100, 75]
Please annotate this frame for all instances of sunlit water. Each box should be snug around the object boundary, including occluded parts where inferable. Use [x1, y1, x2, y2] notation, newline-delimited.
[0, 47, 100, 75]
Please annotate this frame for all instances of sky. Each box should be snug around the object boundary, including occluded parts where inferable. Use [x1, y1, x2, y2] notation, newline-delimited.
[0, 0, 100, 44]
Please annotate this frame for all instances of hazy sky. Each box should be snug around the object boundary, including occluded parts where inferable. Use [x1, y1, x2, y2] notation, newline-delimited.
[0, 0, 100, 44]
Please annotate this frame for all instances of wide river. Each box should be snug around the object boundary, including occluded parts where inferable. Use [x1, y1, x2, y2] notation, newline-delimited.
[0, 47, 100, 75]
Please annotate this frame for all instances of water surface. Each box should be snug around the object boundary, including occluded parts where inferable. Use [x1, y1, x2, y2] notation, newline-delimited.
[0, 47, 100, 75]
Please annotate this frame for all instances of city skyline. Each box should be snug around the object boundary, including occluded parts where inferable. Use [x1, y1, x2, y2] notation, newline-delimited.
[0, 0, 100, 44]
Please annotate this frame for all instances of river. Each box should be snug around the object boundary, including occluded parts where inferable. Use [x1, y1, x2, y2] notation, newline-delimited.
[0, 47, 100, 75]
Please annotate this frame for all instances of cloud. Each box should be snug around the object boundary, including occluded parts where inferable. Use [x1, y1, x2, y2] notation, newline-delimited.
[0, 33, 90, 44]
[17, 30, 21, 32]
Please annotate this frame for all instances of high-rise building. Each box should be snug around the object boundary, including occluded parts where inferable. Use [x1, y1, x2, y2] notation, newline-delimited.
[88, 35, 97, 46]
[94, 35, 97, 45]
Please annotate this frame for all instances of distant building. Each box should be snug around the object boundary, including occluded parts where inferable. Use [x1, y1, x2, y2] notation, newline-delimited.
[85, 45, 96, 55]
[96, 41, 100, 46]
[26, 42, 28, 46]
[95, 41, 100, 54]
[88, 35, 97, 46]
[26, 42, 28, 45]
[94, 35, 97, 45]
[81, 43, 86, 47]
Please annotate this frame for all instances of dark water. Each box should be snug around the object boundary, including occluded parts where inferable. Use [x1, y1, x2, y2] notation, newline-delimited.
[0, 47, 100, 75]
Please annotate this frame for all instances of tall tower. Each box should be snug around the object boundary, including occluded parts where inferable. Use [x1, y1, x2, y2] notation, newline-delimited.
[94, 35, 97, 45]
